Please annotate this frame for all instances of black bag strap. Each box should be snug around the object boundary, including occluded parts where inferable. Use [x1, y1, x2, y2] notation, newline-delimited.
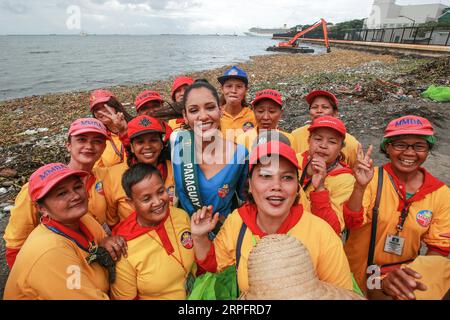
[235, 223, 247, 270]
[367, 166, 384, 268]
[235, 223, 247, 298]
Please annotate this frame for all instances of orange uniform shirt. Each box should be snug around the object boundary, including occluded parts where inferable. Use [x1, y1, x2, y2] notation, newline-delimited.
[405, 256, 450, 300]
[4, 166, 111, 266]
[103, 160, 175, 226]
[236, 128, 297, 152]
[4, 214, 109, 300]
[198, 204, 353, 293]
[111, 207, 194, 300]
[95, 133, 127, 168]
[220, 107, 257, 142]
[291, 124, 359, 168]
[344, 165, 450, 292]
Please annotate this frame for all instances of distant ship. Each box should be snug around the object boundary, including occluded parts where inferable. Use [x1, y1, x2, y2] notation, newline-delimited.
[244, 25, 291, 37]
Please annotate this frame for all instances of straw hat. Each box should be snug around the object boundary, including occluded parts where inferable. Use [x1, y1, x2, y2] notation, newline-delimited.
[241, 234, 365, 300]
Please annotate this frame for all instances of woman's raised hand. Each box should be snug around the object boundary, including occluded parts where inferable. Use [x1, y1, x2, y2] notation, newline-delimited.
[311, 157, 327, 191]
[191, 205, 219, 238]
[97, 104, 128, 136]
[353, 144, 374, 188]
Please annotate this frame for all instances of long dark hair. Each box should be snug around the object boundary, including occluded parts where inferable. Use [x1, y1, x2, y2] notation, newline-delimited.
[181, 80, 221, 131]
[182, 79, 220, 108]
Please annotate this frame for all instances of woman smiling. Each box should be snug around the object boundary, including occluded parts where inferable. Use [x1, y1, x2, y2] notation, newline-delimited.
[4, 164, 124, 300]
[343, 115, 450, 298]
[171, 80, 248, 232]
[111, 163, 194, 300]
[103, 115, 175, 225]
[4, 118, 121, 268]
[191, 141, 354, 294]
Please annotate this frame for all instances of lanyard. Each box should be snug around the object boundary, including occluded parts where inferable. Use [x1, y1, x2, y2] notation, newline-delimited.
[110, 138, 124, 161]
[45, 225, 97, 254]
[387, 173, 411, 235]
[145, 214, 188, 276]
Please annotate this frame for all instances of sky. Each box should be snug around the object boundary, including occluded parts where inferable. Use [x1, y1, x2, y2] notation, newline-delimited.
[0, 0, 449, 35]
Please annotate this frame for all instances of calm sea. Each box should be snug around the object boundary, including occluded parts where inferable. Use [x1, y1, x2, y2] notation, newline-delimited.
[0, 35, 323, 102]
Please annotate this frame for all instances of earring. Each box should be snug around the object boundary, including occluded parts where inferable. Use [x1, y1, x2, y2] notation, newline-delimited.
[40, 214, 50, 224]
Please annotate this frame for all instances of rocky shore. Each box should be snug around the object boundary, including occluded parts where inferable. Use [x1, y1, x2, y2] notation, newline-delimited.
[1, 48, 449, 297]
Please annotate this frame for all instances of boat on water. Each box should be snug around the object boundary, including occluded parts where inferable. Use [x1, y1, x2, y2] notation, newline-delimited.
[244, 25, 291, 37]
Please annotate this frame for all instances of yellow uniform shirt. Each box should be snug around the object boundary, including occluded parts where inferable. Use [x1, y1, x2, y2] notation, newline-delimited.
[220, 107, 256, 142]
[236, 128, 297, 152]
[291, 124, 359, 168]
[210, 207, 353, 293]
[168, 119, 184, 131]
[111, 207, 194, 300]
[406, 256, 450, 300]
[104, 160, 175, 226]
[95, 133, 126, 168]
[4, 214, 109, 300]
[4, 166, 110, 251]
[344, 166, 450, 292]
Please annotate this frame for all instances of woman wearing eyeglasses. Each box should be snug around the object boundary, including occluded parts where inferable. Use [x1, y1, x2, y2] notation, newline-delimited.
[343, 115, 450, 299]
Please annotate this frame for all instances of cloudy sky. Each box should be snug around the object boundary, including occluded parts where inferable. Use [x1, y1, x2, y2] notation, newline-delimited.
[1, 0, 449, 35]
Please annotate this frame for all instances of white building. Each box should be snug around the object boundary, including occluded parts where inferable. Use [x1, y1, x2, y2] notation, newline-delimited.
[364, 0, 448, 29]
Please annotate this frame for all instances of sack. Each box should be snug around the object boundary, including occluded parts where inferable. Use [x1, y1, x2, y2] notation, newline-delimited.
[188, 265, 238, 300]
[421, 85, 450, 102]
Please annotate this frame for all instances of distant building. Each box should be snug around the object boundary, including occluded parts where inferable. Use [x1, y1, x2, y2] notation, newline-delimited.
[364, 0, 448, 29]
[439, 8, 450, 22]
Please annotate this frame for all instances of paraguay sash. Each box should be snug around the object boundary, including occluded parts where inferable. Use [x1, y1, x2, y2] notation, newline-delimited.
[177, 130, 203, 212]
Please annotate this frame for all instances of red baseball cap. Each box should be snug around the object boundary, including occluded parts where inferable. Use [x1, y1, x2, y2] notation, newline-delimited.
[251, 89, 283, 108]
[249, 141, 300, 172]
[127, 115, 165, 140]
[28, 163, 88, 202]
[308, 115, 347, 137]
[171, 76, 194, 101]
[68, 118, 110, 140]
[384, 115, 434, 138]
[90, 89, 114, 111]
[306, 90, 339, 109]
[135, 90, 163, 112]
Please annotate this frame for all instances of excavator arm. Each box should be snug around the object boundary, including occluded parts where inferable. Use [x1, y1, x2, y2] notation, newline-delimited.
[278, 19, 331, 53]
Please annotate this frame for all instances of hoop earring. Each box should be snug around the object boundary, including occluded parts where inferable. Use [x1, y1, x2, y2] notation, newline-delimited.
[40, 215, 50, 225]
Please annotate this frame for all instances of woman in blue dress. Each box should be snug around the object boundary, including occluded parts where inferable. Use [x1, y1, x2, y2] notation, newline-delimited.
[171, 80, 249, 232]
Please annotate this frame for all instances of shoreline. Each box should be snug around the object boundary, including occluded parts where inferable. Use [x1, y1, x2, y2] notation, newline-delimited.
[1, 48, 450, 297]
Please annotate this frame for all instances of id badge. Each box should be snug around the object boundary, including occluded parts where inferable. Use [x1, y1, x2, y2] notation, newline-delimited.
[384, 234, 405, 256]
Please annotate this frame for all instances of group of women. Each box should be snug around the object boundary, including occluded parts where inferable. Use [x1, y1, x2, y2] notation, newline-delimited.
[3, 65, 449, 300]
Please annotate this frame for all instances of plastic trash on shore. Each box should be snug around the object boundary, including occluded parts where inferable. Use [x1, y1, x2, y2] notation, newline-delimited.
[421, 85, 450, 102]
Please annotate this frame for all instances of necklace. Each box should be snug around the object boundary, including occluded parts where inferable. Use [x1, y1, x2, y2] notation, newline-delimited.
[145, 214, 188, 276]
[326, 158, 341, 173]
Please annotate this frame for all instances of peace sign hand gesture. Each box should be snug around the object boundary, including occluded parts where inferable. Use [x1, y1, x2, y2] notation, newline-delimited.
[353, 144, 374, 188]
[97, 104, 128, 136]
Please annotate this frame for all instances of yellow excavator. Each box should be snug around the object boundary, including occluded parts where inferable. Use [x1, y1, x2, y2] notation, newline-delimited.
[267, 19, 331, 53]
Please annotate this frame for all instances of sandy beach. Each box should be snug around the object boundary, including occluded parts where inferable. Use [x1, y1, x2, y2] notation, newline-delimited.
[0, 48, 449, 297]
